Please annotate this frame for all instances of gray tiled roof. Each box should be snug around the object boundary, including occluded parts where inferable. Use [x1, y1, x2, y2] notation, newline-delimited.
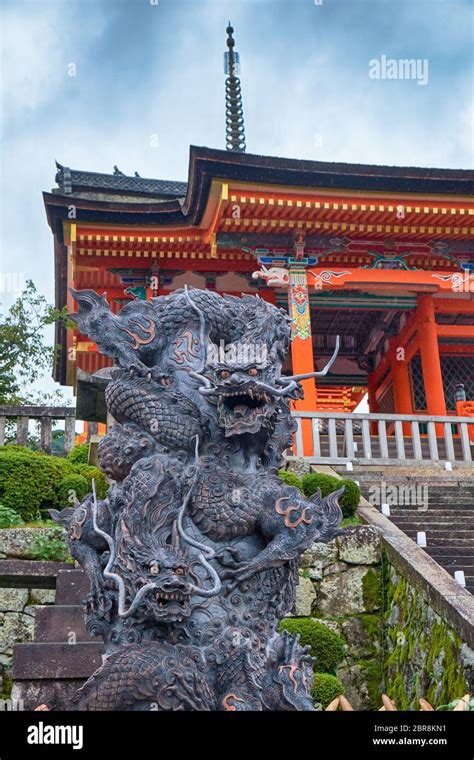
[55, 162, 187, 197]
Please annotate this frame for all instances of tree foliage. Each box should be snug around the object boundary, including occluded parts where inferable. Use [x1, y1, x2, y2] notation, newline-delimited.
[0, 280, 67, 404]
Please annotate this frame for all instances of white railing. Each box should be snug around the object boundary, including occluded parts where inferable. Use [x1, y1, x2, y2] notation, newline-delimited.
[290, 411, 474, 465]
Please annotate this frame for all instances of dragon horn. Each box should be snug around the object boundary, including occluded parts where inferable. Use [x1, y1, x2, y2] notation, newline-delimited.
[276, 336, 340, 383]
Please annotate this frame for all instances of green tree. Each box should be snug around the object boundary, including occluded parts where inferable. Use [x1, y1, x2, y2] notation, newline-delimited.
[0, 280, 67, 404]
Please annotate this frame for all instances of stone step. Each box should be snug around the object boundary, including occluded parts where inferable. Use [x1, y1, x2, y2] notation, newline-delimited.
[395, 529, 474, 539]
[55, 569, 90, 605]
[391, 518, 474, 527]
[424, 551, 474, 562]
[388, 511, 474, 520]
[34, 605, 93, 643]
[358, 480, 474, 489]
[372, 504, 474, 511]
[0, 559, 72, 589]
[361, 488, 474, 499]
[13, 642, 103, 680]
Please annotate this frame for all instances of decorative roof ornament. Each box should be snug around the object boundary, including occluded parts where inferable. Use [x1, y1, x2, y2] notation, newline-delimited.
[224, 22, 246, 153]
[55, 161, 72, 194]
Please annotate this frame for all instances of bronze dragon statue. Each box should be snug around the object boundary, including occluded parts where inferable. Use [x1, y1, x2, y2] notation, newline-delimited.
[52, 286, 344, 710]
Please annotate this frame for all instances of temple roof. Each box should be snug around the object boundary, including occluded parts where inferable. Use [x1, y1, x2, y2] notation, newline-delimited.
[54, 161, 188, 199]
[45, 147, 473, 236]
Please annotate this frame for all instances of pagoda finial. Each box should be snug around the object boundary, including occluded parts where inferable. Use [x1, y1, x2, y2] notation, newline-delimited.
[224, 22, 246, 153]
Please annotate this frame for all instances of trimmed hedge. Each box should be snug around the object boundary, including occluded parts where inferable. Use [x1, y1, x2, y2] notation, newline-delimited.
[302, 472, 360, 518]
[0, 445, 107, 521]
[66, 443, 90, 465]
[74, 464, 107, 499]
[277, 469, 360, 518]
[312, 673, 344, 708]
[277, 470, 302, 489]
[278, 618, 345, 674]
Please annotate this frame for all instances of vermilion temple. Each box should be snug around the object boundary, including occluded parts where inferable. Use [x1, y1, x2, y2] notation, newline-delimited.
[44, 26, 474, 452]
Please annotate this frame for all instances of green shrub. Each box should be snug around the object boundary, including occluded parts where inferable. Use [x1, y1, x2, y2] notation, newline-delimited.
[30, 527, 72, 563]
[0, 447, 108, 519]
[74, 464, 107, 499]
[57, 475, 89, 509]
[277, 469, 303, 489]
[67, 443, 90, 465]
[312, 673, 344, 709]
[278, 618, 345, 674]
[0, 449, 74, 520]
[0, 504, 24, 528]
[301, 472, 360, 518]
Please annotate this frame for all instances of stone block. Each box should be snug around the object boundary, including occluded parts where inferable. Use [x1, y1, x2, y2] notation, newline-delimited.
[11, 679, 85, 711]
[0, 588, 28, 612]
[323, 561, 349, 576]
[318, 566, 379, 616]
[0, 529, 65, 560]
[294, 575, 317, 616]
[35, 605, 92, 643]
[341, 616, 381, 658]
[30, 589, 56, 605]
[337, 525, 380, 565]
[300, 541, 338, 569]
[0, 612, 34, 653]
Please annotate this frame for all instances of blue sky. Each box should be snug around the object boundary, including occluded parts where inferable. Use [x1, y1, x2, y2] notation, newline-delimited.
[0, 0, 473, 398]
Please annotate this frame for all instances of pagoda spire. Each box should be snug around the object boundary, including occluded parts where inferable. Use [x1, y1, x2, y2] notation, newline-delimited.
[224, 22, 246, 153]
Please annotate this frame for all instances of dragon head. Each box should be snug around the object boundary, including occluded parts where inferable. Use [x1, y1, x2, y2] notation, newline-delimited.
[118, 522, 192, 623]
[69, 288, 114, 339]
[210, 361, 277, 437]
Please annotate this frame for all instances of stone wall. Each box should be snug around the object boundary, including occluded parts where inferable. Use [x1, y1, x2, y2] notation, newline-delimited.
[384, 564, 473, 709]
[0, 528, 63, 561]
[293, 522, 473, 710]
[293, 525, 383, 710]
[0, 528, 62, 697]
[0, 587, 55, 697]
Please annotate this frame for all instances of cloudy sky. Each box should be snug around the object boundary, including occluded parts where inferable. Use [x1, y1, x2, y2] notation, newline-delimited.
[0, 0, 472, 398]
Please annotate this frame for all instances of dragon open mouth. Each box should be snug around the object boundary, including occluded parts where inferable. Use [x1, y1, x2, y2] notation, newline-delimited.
[217, 387, 273, 435]
[155, 590, 187, 606]
[140, 587, 191, 622]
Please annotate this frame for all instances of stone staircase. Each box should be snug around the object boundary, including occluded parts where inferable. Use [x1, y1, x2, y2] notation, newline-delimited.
[334, 466, 474, 595]
[12, 568, 102, 709]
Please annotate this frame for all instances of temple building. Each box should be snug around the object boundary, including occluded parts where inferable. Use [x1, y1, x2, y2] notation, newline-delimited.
[44, 25, 474, 446]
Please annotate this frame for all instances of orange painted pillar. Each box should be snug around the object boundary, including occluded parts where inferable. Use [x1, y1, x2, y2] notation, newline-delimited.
[288, 266, 317, 455]
[417, 295, 446, 431]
